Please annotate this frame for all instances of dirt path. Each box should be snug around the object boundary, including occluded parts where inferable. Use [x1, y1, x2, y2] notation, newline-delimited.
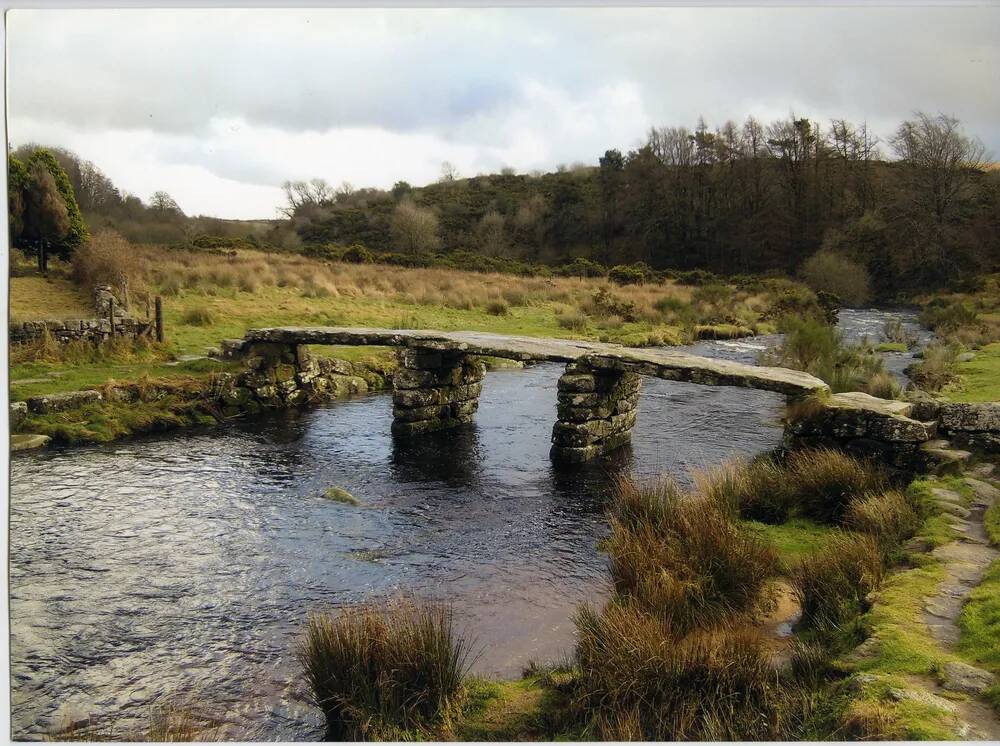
[917, 463, 1000, 740]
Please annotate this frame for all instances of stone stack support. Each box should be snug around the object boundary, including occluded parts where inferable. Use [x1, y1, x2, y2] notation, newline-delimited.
[550, 361, 641, 463]
[391, 346, 485, 436]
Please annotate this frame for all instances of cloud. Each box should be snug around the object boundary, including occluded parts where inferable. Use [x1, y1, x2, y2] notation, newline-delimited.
[7, 6, 999, 218]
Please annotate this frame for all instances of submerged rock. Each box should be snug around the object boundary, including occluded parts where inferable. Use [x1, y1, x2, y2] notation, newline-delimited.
[322, 487, 361, 506]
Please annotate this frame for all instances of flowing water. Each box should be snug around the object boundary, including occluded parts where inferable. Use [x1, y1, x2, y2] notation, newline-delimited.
[7, 308, 923, 740]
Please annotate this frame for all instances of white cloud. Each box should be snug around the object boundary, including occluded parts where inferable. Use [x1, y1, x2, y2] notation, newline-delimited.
[6, 6, 998, 218]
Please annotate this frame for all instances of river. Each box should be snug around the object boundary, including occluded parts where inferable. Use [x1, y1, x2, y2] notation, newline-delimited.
[7, 307, 926, 740]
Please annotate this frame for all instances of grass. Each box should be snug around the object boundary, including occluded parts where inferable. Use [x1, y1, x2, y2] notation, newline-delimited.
[791, 532, 884, 633]
[10, 358, 236, 401]
[943, 342, 1000, 402]
[877, 341, 908, 353]
[9, 274, 94, 321]
[744, 517, 839, 567]
[299, 599, 471, 740]
[605, 477, 778, 632]
[573, 602, 783, 740]
[959, 561, 1000, 671]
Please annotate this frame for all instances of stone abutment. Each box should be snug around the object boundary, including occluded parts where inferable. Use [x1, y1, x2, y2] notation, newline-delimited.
[550, 361, 641, 462]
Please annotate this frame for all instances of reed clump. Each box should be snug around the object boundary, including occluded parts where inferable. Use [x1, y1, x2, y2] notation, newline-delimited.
[785, 448, 888, 524]
[299, 599, 471, 740]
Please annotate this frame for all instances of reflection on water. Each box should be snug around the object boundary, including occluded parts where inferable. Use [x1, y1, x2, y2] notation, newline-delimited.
[8, 308, 913, 740]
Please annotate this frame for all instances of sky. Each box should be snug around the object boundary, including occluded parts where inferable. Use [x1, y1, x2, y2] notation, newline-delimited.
[6, 6, 1000, 220]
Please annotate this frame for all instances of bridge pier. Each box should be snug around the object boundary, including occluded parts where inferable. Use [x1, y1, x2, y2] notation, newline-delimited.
[391, 346, 485, 436]
[550, 361, 641, 463]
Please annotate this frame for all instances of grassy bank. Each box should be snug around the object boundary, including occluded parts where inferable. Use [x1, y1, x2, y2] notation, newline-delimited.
[9, 241, 821, 398]
[912, 274, 1000, 402]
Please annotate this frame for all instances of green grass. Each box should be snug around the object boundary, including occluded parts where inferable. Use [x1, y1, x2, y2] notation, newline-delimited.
[876, 342, 908, 353]
[23, 395, 221, 444]
[959, 560, 1000, 671]
[9, 358, 237, 400]
[744, 517, 838, 567]
[944, 342, 1000, 402]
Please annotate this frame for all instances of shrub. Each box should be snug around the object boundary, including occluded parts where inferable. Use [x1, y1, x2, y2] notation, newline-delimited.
[694, 455, 796, 524]
[798, 251, 872, 307]
[608, 264, 646, 286]
[72, 229, 145, 299]
[919, 298, 978, 332]
[605, 479, 778, 632]
[180, 306, 215, 326]
[843, 491, 920, 550]
[484, 299, 510, 316]
[299, 600, 470, 739]
[341, 244, 374, 264]
[587, 287, 637, 322]
[791, 532, 884, 631]
[574, 602, 782, 740]
[557, 257, 606, 278]
[786, 448, 888, 524]
[556, 310, 588, 331]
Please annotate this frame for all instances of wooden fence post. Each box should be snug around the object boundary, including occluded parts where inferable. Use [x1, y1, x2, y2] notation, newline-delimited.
[155, 296, 164, 342]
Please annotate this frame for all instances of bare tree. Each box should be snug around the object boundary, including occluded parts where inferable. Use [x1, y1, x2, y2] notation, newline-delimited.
[890, 112, 989, 225]
[439, 161, 458, 183]
[280, 178, 334, 217]
[391, 198, 441, 254]
[477, 210, 506, 256]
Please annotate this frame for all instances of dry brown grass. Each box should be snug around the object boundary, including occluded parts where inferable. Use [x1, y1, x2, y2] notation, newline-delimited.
[113, 244, 761, 331]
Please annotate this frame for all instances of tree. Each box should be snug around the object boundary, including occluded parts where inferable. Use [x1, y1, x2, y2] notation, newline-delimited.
[439, 161, 458, 183]
[26, 148, 89, 255]
[22, 161, 70, 249]
[390, 198, 440, 254]
[280, 178, 334, 217]
[477, 210, 506, 256]
[150, 190, 184, 215]
[890, 113, 988, 226]
[7, 156, 29, 245]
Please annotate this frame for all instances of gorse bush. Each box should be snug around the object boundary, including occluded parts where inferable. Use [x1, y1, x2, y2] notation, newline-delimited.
[608, 264, 646, 286]
[791, 532, 884, 632]
[605, 478, 778, 632]
[786, 448, 888, 524]
[574, 603, 783, 740]
[299, 600, 471, 739]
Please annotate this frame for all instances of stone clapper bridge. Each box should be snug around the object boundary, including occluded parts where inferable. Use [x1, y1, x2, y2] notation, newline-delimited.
[236, 327, 834, 463]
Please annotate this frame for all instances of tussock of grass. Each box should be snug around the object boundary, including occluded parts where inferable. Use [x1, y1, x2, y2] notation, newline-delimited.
[180, 306, 215, 326]
[786, 448, 888, 524]
[695, 454, 795, 523]
[574, 602, 783, 741]
[843, 490, 920, 551]
[299, 599, 471, 740]
[606, 478, 778, 632]
[791, 532, 884, 633]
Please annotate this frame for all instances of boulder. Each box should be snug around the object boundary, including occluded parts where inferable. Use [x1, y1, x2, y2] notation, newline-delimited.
[10, 401, 27, 430]
[940, 403, 1000, 433]
[27, 390, 102, 414]
[10, 433, 50, 452]
[941, 661, 996, 695]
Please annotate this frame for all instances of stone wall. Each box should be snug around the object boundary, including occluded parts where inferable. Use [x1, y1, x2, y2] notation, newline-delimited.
[9, 317, 153, 345]
[550, 361, 641, 462]
[391, 347, 485, 436]
[783, 393, 1000, 472]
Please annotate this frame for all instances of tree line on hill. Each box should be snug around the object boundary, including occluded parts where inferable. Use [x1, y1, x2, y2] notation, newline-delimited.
[8, 112, 999, 300]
